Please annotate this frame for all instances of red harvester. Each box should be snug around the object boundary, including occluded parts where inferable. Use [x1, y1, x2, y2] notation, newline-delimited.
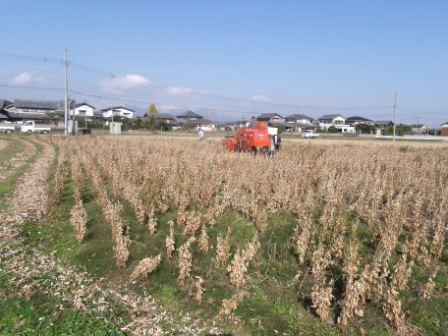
[222, 121, 273, 153]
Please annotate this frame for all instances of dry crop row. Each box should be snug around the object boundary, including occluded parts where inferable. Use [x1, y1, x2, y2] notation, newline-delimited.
[49, 136, 447, 333]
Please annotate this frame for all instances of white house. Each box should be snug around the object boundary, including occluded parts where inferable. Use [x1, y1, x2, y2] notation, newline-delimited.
[285, 114, 313, 125]
[100, 106, 134, 119]
[70, 103, 95, 117]
[318, 114, 355, 133]
[256, 113, 284, 124]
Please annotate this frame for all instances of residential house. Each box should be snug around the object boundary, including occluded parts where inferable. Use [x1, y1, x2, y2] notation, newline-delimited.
[0, 99, 12, 123]
[70, 103, 95, 118]
[346, 116, 373, 126]
[100, 106, 134, 119]
[441, 122, 448, 136]
[3, 99, 62, 124]
[285, 114, 313, 124]
[318, 114, 355, 133]
[410, 124, 428, 135]
[176, 110, 204, 121]
[176, 111, 216, 131]
[0, 111, 8, 123]
[143, 112, 179, 128]
[256, 113, 284, 124]
[143, 112, 177, 125]
[285, 114, 314, 132]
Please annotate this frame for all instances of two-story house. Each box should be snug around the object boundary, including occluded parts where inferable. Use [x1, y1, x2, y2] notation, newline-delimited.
[256, 113, 284, 124]
[100, 106, 134, 119]
[318, 114, 355, 133]
[4, 99, 62, 124]
[71, 103, 96, 118]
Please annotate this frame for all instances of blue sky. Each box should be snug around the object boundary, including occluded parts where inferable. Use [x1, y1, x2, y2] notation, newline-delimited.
[0, 0, 447, 125]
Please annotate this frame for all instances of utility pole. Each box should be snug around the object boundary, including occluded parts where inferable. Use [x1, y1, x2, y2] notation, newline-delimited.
[393, 92, 398, 143]
[64, 49, 69, 135]
[71, 96, 76, 135]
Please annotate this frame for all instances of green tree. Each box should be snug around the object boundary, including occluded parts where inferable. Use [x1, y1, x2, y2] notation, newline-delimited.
[148, 103, 158, 114]
[355, 123, 376, 134]
[327, 125, 338, 133]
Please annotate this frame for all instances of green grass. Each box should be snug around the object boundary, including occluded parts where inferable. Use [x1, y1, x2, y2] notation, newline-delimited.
[14, 148, 448, 336]
[0, 136, 23, 166]
[0, 138, 43, 204]
[0, 268, 126, 336]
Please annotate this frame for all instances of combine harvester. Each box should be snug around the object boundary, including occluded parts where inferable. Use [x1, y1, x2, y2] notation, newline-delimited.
[222, 121, 278, 154]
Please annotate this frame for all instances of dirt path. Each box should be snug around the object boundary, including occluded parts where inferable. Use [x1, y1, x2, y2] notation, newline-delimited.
[0, 139, 7, 151]
[0, 138, 36, 183]
[0, 140, 208, 335]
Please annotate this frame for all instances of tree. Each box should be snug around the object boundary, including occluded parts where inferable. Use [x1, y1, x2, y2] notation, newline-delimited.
[327, 125, 338, 133]
[148, 103, 158, 114]
[355, 123, 376, 134]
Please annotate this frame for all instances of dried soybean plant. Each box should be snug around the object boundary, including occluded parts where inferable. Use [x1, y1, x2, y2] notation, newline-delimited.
[178, 236, 196, 285]
[216, 227, 232, 267]
[50, 136, 448, 332]
[166, 220, 176, 258]
[70, 200, 87, 242]
[130, 254, 162, 281]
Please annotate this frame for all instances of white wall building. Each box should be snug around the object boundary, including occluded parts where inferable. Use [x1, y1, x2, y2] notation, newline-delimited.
[318, 114, 355, 134]
[101, 106, 134, 119]
[70, 103, 95, 117]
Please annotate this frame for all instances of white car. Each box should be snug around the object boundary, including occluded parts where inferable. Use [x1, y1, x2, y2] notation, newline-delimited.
[20, 121, 51, 134]
[0, 125, 15, 133]
[301, 130, 319, 139]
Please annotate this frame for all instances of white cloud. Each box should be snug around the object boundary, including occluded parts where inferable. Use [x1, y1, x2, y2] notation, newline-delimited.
[251, 94, 270, 102]
[10, 72, 32, 86]
[100, 74, 151, 93]
[165, 86, 193, 96]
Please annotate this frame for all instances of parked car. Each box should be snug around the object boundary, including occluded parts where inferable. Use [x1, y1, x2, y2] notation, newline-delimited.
[301, 130, 319, 139]
[20, 121, 51, 134]
[0, 125, 15, 133]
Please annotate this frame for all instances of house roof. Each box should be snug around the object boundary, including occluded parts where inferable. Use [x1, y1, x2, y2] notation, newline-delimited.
[268, 121, 293, 129]
[143, 112, 176, 120]
[176, 110, 203, 119]
[318, 114, 344, 120]
[256, 113, 283, 120]
[285, 114, 313, 121]
[0, 112, 8, 119]
[346, 116, 372, 122]
[410, 124, 426, 128]
[75, 103, 95, 109]
[100, 106, 135, 112]
[374, 120, 394, 126]
[440, 122, 448, 127]
[0, 99, 13, 109]
[12, 99, 64, 110]
[6, 111, 59, 120]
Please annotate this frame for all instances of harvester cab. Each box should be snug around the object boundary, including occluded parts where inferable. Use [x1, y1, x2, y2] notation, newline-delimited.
[222, 121, 277, 154]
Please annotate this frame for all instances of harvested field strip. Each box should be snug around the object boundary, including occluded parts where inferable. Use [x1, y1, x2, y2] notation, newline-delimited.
[0, 139, 42, 206]
[0, 139, 8, 151]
